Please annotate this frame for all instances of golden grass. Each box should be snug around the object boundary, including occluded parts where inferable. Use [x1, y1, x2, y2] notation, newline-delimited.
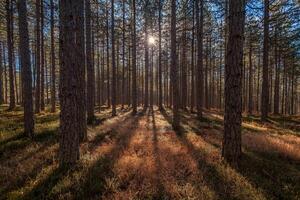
[0, 105, 299, 200]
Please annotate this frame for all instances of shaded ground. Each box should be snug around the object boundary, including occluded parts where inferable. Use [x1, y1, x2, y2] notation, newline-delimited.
[0, 105, 299, 200]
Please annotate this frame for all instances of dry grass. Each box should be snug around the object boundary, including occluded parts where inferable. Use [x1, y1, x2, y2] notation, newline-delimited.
[0, 105, 299, 200]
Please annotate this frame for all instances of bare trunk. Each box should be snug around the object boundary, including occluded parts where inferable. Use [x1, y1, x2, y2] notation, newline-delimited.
[17, 0, 34, 138]
[222, 0, 245, 168]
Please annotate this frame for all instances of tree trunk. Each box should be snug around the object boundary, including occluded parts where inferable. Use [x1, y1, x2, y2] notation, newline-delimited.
[158, 0, 163, 110]
[59, 0, 85, 166]
[86, 0, 95, 122]
[17, 0, 34, 138]
[261, 0, 269, 121]
[222, 0, 245, 168]
[50, 0, 56, 112]
[111, 0, 116, 116]
[35, 0, 40, 113]
[248, 42, 253, 114]
[196, 0, 204, 118]
[6, 0, 15, 110]
[132, 0, 137, 114]
[170, 0, 180, 130]
[40, 0, 45, 111]
[0, 43, 3, 105]
[106, 2, 110, 108]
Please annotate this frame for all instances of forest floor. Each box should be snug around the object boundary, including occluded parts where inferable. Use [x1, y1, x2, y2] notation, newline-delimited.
[0, 105, 300, 200]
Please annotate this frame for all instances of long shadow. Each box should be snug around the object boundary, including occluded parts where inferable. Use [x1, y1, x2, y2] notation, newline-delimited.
[74, 111, 145, 199]
[160, 110, 264, 199]
[0, 128, 58, 160]
[87, 111, 133, 153]
[23, 166, 72, 200]
[240, 151, 300, 200]
[151, 110, 170, 199]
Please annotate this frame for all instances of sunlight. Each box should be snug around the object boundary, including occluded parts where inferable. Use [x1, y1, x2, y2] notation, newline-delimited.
[148, 36, 156, 45]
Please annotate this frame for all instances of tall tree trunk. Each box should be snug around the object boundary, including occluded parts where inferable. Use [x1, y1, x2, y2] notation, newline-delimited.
[106, 2, 110, 108]
[170, 0, 180, 130]
[144, 14, 149, 109]
[132, 0, 137, 114]
[59, 0, 85, 166]
[248, 42, 253, 114]
[50, 0, 56, 112]
[222, 0, 245, 168]
[86, 0, 95, 122]
[3, 44, 8, 104]
[196, 0, 204, 118]
[158, 0, 163, 110]
[191, 0, 195, 112]
[35, 0, 40, 113]
[40, 0, 45, 111]
[261, 0, 269, 121]
[121, 0, 126, 110]
[6, 0, 15, 110]
[111, 0, 116, 116]
[273, 31, 280, 114]
[0, 43, 3, 105]
[17, 0, 34, 138]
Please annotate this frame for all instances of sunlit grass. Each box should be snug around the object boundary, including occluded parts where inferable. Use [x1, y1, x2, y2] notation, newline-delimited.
[0, 105, 299, 199]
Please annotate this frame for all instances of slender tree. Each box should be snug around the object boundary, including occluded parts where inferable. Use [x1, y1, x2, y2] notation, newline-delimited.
[17, 0, 34, 138]
[261, 0, 269, 121]
[86, 0, 95, 122]
[170, 0, 180, 130]
[196, 0, 204, 118]
[6, 0, 15, 110]
[50, 0, 56, 112]
[111, 0, 117, 116]
[0, 43, 3, 105]
[35, 0, 41, 113]
[132, 0, 137, 114]
[40, 0, 45, 111]
[222, 0, 245, 167]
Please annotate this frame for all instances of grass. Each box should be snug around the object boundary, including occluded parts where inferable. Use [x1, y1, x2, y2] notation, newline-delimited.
[0, 105, 299, 200]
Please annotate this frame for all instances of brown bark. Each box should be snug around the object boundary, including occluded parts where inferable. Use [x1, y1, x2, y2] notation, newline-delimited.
[17, 0, 34, 138]
[132, 0, 137, 114]
[196, 0, 204, 118]
[59, 0, 85, 165]
[35, 0, 40, 113]
[261, 0, 269, 120]
[222, 0, 245, 167]
[111, 0, 116, 116]
[40, 0, 45, 111]
[171, 0, 180, 130]
[6, 0, 15, 110]
[86, 0, 95, 122]
[50, 0, 56, 113]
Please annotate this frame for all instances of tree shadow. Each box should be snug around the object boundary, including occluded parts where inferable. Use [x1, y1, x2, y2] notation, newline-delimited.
[160, 110, 267, 199]
[74, 111, 144, 199]
[151, 110, 170, 199]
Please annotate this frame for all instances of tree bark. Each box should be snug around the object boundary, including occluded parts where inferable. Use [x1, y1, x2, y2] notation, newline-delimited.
[86, 0, 95, 122]
[170, 0, 180, 130]
[222, 0, 245, 168]
[59, 0, 85, 166]
[196, 0, 204, 118]
[50, 0, 56, 112]
[40, 0, 45, 111]
[111, 0, 116, 116]
[261, 0, 269, 121]
[17, 0, 34, 138]
[132, 0, 137, 114]
[6, 0, 15, 110]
